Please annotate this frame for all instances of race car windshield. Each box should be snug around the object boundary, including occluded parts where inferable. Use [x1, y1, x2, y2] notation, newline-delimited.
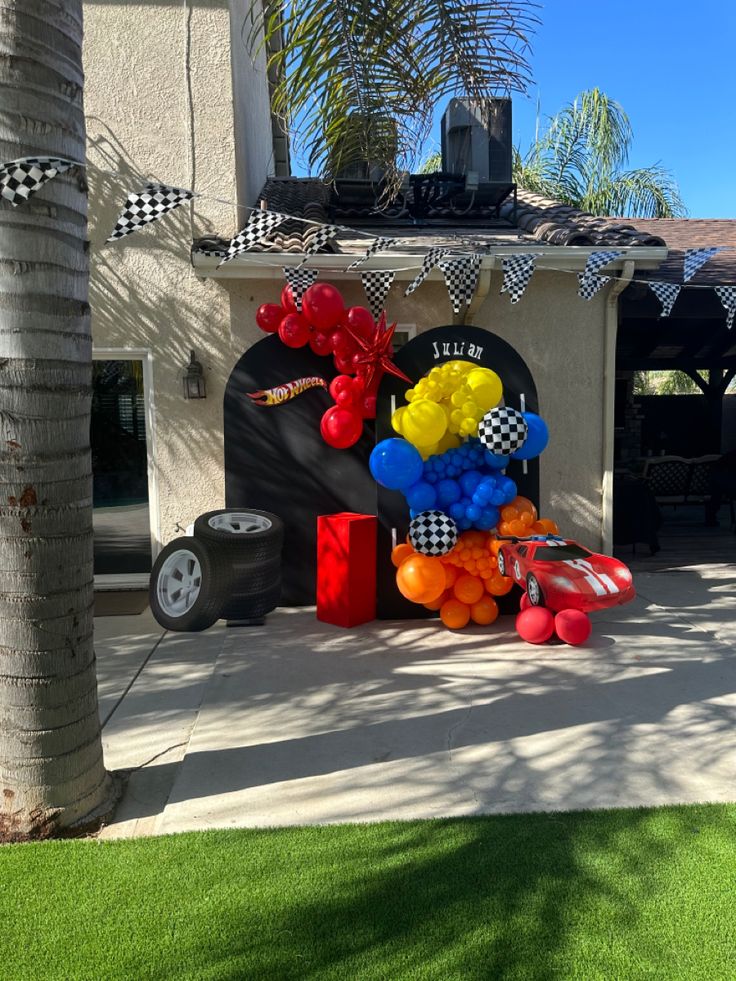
[534, 545, 592, 561]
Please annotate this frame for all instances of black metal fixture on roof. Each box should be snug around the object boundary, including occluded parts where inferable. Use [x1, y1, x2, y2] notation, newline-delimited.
[182, 349, 206, 400]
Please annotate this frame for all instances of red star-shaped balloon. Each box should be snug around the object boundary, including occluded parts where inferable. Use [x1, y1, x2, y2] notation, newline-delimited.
[343, 311, 413, 392]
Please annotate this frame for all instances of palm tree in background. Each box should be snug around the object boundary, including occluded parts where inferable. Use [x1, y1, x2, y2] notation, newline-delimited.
[514, 88, 686, 217]
[252, 0, 540, 181]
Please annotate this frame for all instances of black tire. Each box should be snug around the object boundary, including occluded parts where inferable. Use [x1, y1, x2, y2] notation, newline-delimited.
[221, 580, 282, 622]
[497, 549, 507, 577]
[149, 538, 226, 632]
[226, 556, 281, 598]
[193, 509, 284, 564]
[526, 573, 545, 607]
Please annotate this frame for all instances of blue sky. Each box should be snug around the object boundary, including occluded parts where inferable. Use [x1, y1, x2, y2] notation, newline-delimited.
[504, 0, 736, 218]
[294, 1, 735, 218]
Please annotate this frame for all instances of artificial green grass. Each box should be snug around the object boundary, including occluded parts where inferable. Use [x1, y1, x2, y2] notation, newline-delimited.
[2, 805, 736, 980]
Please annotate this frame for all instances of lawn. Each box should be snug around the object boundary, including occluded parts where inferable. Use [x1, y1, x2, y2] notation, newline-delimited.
[2, 805, 736, 980]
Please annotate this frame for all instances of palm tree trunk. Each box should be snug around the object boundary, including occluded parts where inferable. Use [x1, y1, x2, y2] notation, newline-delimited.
[0, 0, 115, 839]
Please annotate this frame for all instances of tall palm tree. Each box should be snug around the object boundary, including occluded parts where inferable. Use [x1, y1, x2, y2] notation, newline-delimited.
[0, 0, 115, 839]
[251, 0, 540, 181]
[514, 88, 686, 217]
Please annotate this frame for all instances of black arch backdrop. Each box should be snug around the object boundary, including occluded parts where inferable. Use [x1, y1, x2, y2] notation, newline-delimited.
[224, 326, 539, 613]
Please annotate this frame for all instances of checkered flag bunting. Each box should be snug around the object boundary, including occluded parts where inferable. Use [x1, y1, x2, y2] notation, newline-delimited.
[0, 156, 75, 206]
[500, 254, 538, 304]
[439, 254, 482, 313]
[578, 251, 622, 299]
[283, 266, 318, 312]
[649, 281, 681, 318]
[361, 270, 395, 319]
[347, 237, 395, 270]
[405, 248, 451, 297]
[683, 247, 720, 283]
[715, 287, 736, 330]
[297, 225, 340, 267]
[107, 184, 194, 242]
[219, 210, 286, 264]
[408, 510, 458, 556]
[477, 406, 528, 456]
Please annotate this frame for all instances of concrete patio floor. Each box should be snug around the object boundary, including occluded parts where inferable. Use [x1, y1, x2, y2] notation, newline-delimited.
[96, 561, 736, 838]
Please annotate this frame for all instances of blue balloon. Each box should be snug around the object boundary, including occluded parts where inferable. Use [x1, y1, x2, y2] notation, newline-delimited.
[484, 449, 511, 470]
[457, 515, 472, 531]
[472, 476, 497, 506]
[406, 480, 437, 511]
[496, 476, 517, 504]
[478, 506, 501, 530]
[425, 471, 438, 484]
[459, 470, 483, 497]
[449, 501, 466, 522]
[369, 438, 423, 490]
[511, 413, 549, 461]
[490, 488, 507, 506]
[465, 503, 481, 523]
[436, 478, 462, 507]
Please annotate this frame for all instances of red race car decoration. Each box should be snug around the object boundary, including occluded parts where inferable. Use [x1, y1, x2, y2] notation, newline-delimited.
[496, 535, 635, 614]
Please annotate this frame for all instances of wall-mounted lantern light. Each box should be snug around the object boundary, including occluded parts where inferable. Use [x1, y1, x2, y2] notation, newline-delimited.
[182, 350, 206, 400]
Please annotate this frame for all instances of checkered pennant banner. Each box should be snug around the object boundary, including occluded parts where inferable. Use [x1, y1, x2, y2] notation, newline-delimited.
[500, 254, 537, 304]
[219, 210, 286, 265]
[0, 156, 75, 206]
[578, 250, 622, 299]
[439, 254, 482, 312]
[283, 266, 318, 312]
[649, 281, 681, 318]
[297, 224, 340, 267]
[715, 287, 736, 330]
[347, 237, 395, 270]
[107, 184, 194, 242]
[683, 247, 720, 283]
[361, 270, 395, 319]
[405, 248, 450, 297]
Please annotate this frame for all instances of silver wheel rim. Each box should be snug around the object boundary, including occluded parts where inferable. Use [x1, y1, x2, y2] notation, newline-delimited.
[208, 512, 272, 534]
[528, 577, 541, 605]
[156, 549, 202, 617]
[498, 553, 505, 575]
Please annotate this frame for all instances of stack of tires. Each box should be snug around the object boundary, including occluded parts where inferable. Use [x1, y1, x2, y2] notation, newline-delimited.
[149, 509, 284, 631]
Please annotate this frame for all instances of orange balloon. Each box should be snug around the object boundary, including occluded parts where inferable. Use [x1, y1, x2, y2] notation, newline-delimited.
[508, 519, 528, 537]
[424, 589, 450, 611]
[489, 538, 502, 557]
[519, 511, 534, 527]
[464, 531, 486, 547]
[537, 517, 559, 535]
[470, 595, 499, 625]
[479, 567, 493, 579]
[487, 572, 514, 596]
[454, 573, 484, 605]
[396, 554, 447, 604]
[530, 521, 547, 534]
[443, 564, 458, 589]
[440, 598, 470, 629]
[513, 496, 538, 521]
[391, 543, 414, 568]
[501, 506, 519, 523]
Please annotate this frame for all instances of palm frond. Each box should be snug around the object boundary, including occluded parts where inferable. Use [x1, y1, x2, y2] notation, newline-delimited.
[587, 166, 687, 218]
[248, 0, 539, 180]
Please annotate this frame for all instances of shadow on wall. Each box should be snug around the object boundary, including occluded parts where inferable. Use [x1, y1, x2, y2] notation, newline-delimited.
[87, 123, 236, 535]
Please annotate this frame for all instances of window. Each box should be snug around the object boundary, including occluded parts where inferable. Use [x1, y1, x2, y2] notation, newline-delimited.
[534, 544, 592, 562]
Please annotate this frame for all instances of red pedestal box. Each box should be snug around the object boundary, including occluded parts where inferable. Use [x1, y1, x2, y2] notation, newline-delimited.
[317, 513, 377, 627]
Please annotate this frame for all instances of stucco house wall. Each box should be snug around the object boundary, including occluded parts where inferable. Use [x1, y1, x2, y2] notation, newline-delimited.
[83, 0, 265, 546]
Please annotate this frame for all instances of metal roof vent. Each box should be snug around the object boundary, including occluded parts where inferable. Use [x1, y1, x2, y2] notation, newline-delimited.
[441, 97, 512, 183]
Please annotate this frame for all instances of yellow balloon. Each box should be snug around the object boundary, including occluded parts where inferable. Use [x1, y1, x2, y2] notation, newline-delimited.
[419, 442, 439, 460]
[391, 406, 406, 435]
[436, 431, 461, 453]
[402, 398, 448, 447]
[465, 368, 503, 412]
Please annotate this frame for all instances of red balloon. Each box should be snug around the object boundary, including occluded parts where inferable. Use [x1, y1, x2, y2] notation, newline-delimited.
[309, 332, 333, 356]
[519, 592, 532, 611]
[554, 609, 592, 646]
[302, 284, 345, 332]
[256, 303, 284, 334]
[330, 328, 357, 358]
[278, 313, 311, 348]
[281, 284, 297, 313]
[346, 306, 375, 338]
[361, 394, 377, 419]
[329, 374, 356, 401]
[334, 353, 356, 374]
[320, 406, 363, 449]
[516, 607, 555, 645]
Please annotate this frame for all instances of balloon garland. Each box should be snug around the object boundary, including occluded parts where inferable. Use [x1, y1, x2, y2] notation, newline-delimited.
[255, 280, 411, 449]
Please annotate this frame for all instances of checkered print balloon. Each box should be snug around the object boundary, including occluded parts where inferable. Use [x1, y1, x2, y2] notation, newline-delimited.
[409, 510, 459, 556]
[477, 406, 528, 455]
